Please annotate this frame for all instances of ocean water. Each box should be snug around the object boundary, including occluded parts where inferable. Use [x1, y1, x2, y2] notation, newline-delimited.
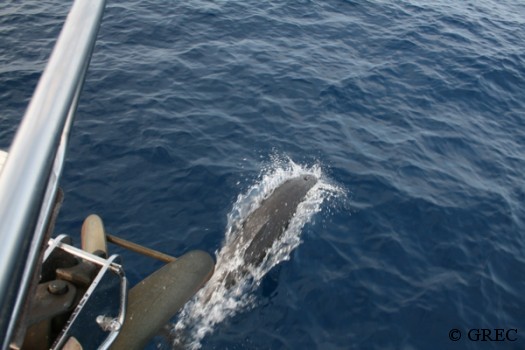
[1, 0, 525, 349]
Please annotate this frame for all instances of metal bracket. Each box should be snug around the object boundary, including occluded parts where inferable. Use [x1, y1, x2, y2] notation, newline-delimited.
[44, 237, 127, 350]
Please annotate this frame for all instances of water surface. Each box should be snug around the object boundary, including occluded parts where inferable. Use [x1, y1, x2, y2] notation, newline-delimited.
[1, 0, 525, 349]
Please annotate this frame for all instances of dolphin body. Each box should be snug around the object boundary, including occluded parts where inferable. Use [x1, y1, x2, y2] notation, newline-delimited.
[212, 174, 318, 290]
[239, 174, 317, 266]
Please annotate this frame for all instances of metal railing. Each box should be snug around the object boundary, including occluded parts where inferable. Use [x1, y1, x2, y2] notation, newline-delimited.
[0, 0, 106, 347]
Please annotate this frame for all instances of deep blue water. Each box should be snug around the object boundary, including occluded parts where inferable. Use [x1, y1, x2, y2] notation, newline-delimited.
[1, 0, 525, 349]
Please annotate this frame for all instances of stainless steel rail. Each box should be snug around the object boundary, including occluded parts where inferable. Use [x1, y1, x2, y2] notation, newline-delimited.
[0, 0, 106, 347]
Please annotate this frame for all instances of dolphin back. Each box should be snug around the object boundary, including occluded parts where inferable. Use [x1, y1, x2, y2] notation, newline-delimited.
[243, 174, 317, 265]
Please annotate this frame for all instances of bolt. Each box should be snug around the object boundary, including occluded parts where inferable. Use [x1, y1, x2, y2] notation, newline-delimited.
[96, 316, 121, 332]
[48, 280, 68, 295]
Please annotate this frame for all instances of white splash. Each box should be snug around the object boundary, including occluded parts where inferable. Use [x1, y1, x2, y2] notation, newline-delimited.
[171, 157, 342, 349]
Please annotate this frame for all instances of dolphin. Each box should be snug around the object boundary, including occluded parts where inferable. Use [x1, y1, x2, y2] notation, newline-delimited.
[239, 174, 317, 265]
[210, 174, 318, 291]
[168, 174, 318, 348]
